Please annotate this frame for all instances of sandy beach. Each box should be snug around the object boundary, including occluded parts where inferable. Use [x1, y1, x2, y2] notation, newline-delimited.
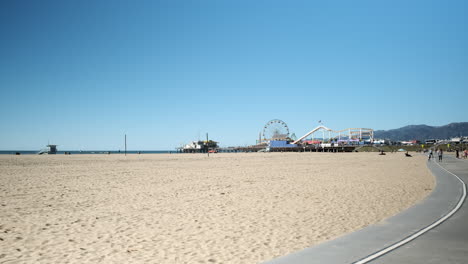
[0, 152, 434, 263]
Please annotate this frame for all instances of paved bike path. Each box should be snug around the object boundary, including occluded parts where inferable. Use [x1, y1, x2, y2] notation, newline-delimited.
[371, 156, 468, 263]
[264, 157, 466, 264]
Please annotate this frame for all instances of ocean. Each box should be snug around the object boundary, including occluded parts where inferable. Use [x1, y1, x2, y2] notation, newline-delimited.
[0, 150, 177, 155]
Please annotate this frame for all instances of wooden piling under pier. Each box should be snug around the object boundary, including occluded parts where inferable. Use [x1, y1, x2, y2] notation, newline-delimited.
[219, 146, 263, 153]
[219, 146, 358, 153]
[268, 146, 357, 152]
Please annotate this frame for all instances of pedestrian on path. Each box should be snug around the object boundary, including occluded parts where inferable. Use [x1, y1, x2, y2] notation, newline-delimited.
[428, 149, 433, 160]
[456, 149, 460, 159]
[438, 149, 443, 162]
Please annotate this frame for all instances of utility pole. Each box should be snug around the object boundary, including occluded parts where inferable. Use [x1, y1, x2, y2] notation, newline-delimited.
[125, 134, 127, 156]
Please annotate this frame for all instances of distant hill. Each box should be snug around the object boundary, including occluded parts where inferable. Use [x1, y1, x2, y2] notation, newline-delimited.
[374, 122, 468, 141]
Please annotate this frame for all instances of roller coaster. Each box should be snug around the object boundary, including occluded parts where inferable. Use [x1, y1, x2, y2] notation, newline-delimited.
[292, 125, 374, 144]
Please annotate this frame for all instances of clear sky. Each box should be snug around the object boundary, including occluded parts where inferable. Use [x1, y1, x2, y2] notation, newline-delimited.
[1, 0, 467, 150]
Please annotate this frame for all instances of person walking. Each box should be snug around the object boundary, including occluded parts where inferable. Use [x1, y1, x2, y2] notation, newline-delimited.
[428, 149, 433, 160]
[438, 149, 443, 162]
[456, 149, 460, 159]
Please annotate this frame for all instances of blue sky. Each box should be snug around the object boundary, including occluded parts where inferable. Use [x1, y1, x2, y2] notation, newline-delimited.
[1, 0, 467, 150]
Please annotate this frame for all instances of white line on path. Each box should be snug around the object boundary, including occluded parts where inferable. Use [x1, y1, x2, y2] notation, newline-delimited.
[353, 160, 467, 264]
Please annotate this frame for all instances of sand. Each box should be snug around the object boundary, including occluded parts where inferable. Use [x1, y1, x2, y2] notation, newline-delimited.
[0, 152, 434, 263]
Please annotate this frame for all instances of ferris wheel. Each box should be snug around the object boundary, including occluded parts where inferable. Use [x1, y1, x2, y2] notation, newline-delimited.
[263, 119, 289, 140]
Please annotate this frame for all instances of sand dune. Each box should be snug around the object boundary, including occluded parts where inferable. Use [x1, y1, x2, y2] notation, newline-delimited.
[0, 152, 434, 263]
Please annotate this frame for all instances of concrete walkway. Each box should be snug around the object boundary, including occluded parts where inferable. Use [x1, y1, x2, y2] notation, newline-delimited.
[371, 156, 468, 264]
[264, 156, 467, 264]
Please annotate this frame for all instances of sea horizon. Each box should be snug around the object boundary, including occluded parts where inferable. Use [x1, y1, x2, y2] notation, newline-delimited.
[0, 150, 177, 155]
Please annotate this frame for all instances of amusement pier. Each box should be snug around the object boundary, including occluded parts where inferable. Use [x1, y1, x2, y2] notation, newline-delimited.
[180, 119, 375, 153]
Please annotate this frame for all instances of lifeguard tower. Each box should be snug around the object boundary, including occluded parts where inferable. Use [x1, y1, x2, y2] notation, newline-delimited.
[38, 144, 58, 155]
